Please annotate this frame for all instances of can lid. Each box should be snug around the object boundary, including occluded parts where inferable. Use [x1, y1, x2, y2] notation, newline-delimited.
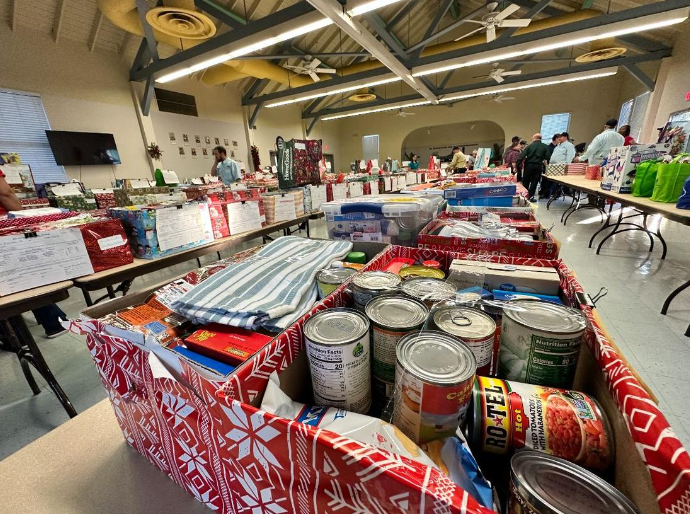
[399, 265, 446, 280]
[433, 307, 495, 339]
[504, 300, 586, 334]
[346, 251, 367, 264]
[304, 308, 369, 345]
[353, 271, 401, 291]
[510, 453, 640, 514]
[401, 278, 456, 303]
[316, 267, 356, 285]
[397, 331, 476, 384]
[366, 294, 429, 329]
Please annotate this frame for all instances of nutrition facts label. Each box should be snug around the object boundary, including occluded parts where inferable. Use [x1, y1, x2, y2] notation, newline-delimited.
[372, 327, 406, 383]
[306, 335, 371, 414]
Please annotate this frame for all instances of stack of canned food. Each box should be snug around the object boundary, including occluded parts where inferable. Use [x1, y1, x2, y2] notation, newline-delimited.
[302, 262, 639, 513]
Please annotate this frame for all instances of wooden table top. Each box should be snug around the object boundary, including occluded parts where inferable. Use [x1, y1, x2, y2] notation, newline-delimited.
[548, 175, 690, 225]
[0, 281, 73, 318]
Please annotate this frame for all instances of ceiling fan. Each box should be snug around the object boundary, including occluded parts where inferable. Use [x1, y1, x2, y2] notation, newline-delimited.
[474, 62, 522, 83]
[455, 2, 531, 43]
[284, 57, 336, 82]
[486, 93, 516, 103]
[390, 108, 416, 118]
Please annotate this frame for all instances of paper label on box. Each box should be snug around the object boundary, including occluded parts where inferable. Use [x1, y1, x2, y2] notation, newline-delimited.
[128, 179, 151, 189]
[349, 182, 363, 198]
[161, 170, 179, 184]
[273, 195, 296, 221]
[370, 180, 379, 195]
[92, 188, 115, 193]
[227, 201, 262, 235]
[309, 185, 327, 211]
[294, 142, 306, 150]
[332, 183, 348, 201]
[97, 234, 126, 251]
[1, 165, 30, 185]
[155, 203, 213, 252]
[51, 183, 83, 196]
[0, 228, 94, 295]
[155, 279, 194, 308]
[351, 232, 382, 242]
[359, 161, 366, 170]
[384, 177, 393, 190]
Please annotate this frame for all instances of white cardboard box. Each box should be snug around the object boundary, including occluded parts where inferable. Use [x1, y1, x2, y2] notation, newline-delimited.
[601, 143, 672, 193]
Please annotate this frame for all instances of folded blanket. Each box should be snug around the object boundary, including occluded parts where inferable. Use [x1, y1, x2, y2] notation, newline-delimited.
[172, 236, 352, 329]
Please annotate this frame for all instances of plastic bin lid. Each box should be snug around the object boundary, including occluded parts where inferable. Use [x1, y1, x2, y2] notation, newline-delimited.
[322, 194, 442, 217]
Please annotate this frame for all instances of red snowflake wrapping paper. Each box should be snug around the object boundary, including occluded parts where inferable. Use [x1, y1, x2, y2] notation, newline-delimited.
[66, 245, 690, 514]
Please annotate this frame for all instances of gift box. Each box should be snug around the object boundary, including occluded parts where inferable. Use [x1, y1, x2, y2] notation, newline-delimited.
[601, 143, 672, 193]
[566, 163, 587, 175]
[545, 163, 567, 176]
[49, 193, 98, 211]
[19, 198, 50, 209]
[66, 245, 690, 514]
[113, 189, 133, 207]
[71, 218, 134, 272]
[261, 191, 303, 225]
[93, 191, 117, 209]
[586, 165, 602, 180]
[444, 183, 517, 200]
[108, 202, 214, 259]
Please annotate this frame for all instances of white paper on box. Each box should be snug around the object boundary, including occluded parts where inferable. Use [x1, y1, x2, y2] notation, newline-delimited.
[274, 195, 297, 221]
[406, 172, 417, 185]
[51, 183, 83, 196]
[128, 179, 151, 189]
[359, 161, 366, 170]
[155, 203, 213, 252]
[309, 185, 327, 211]
[384, 177, 393, 191]
[349, 182, 363, 198]
[161, 170, 179, 184]
[227, 201, 262, 234]
[371, 159, 378, 168]
[1, 165, 30, 185]
[294, 142, 306, 150]
[351, 232, 382, 242]
[0, 229, 94, 296]
[370, 180, 379, 195]
[92, 188, 114, 193]
[97, 234, 126, 251]
[332, 183, 348, 201]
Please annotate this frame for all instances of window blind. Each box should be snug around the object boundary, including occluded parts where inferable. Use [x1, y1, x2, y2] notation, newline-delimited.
[629, 92, 650, 141]
[362, 134, 379, 162]
[0, 89, 68, 184]
[618, 99, 633, 128]
[540, 113, 570, 140]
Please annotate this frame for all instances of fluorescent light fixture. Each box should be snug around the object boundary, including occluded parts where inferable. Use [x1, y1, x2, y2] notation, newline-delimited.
[348, 0, 405, 17]
[322, 68, 617, 120]
[265, 77, 402, 107]
[156, 0, 405, 83]
[413, 12, 688, 77]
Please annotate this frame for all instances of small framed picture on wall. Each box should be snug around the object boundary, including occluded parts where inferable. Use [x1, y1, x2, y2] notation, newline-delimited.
[195, 135, 201, 144]
[224, 138, 229, 146]
[232, 140, 238, 147]
[191, 148, 198, 158]
[179, 147, 186, 158]
[205, 136, 211, 144]
[214, 137, 220, 145]
[202, 148, 209, 158]
[182, 134, 189, 145]
[169, 132, 176, 144]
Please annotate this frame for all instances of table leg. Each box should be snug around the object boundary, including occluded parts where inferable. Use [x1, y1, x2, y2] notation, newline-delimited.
[196, 257, 202, 267]
[561, 191, 579, 223]
[306, 219, 311, 238]
[596, 207, 625, 254]
[81, 289, 94, 307]
[546, 186, 561, 210]
[589, 202, 614, 248]
[2, 317, 77, 418]
[217, 251, 222, 261]
[661, 279, 690, 315]
[106, 286, 116, 299]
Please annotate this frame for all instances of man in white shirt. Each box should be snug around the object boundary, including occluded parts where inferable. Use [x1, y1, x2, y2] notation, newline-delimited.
[211, 146, 241, 185]
[577, 119, 625, 165]
[550, 132, 576, 164]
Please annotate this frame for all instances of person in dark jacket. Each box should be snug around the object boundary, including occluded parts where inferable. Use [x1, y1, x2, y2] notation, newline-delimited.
[516, 133, 551, 201]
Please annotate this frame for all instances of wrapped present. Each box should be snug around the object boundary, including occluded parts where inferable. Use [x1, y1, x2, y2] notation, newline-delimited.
[20, 198, 50, 209]
[261, 191, 303, 224]
[108, 202, 214, 259]
[112, 189, 133, 207]
[48, 193, 98, 211]
[207, 201, 230, 239]
[545, 163, 567, 176]
[93, 191, 117, 209]
[566, 163, 587, 175]
[586, 165, 602, 180]
[0, 164, 37, 196]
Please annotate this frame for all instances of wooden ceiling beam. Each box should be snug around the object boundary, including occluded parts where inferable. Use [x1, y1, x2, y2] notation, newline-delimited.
[53, 0, 68, 43]
[89, 11, 104, 52]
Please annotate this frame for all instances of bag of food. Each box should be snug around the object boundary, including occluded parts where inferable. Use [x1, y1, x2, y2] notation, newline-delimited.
[651, 154, 690, 203]
[631, 160, 661, 197]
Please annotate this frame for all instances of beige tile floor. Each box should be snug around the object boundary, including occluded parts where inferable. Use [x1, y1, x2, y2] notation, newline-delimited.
[1, 202, 689, 461]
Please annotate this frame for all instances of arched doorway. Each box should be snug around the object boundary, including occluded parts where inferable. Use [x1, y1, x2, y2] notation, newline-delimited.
[402, 120, 505, 164]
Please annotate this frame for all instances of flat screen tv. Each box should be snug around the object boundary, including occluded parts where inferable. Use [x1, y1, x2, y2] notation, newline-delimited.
[46, 130, 121, 166]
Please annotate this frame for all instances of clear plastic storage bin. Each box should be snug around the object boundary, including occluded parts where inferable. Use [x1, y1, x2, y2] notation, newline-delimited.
[322, 194, 444, 246]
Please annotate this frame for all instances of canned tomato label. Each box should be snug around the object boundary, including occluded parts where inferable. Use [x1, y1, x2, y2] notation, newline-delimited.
[432, 306, 496, 376]
[499, 300, 586, 388]
[508, 453, 640, 514]
[394, 331, 476, 444]
[365, 295, 428, 411]
[351, 271, 401, 310]
[472, 377, 613, 470]
[304, 309, 371, 414]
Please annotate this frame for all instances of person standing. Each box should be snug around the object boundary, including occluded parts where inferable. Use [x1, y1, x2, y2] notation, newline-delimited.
[503, 140, 521, 172]
[503, 136, 521, 162]
[448, 146, 467, 173]
[467, 150, 477, 170]
[408, 154, 420, 170]
[548, 134, 559, 159]
[619, 125, 636, 146]
[549, 132, 576, 164]
[577, 119, 625, 165]
[516, 133, 550, 202]
[211, 146, 241, 185]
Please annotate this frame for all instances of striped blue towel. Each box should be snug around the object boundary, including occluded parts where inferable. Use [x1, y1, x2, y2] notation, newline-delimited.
[171, 236, 352, 329]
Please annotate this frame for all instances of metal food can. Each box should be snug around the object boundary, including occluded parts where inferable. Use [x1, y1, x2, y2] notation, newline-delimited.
[303, 308, 371, 414]
[508, 453, 639, 513]
[432, 306, 496, 376]
[351, 271, 401, 310]
[393, 331, 477, 444]
[399, 265, 446, 280]
[470, 377, 614, 471]
[315, 268, 356, 300]
[499, 300, 586, 388]
[400, 277, 456, 308]
[365, 295, 429, 412]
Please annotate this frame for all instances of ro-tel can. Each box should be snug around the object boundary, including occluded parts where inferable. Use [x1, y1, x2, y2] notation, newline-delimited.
[365, 295, 429, 412]
[499, 300, 586, 388]
[432, 306, 496, 376]
[400, 277, 456, 309]
[315, 267, 356, 300]
[303, 308, 371, 414]
[394, 331, 477, 444]
[470, 377, 614, 471]
[351, 271, 401, 311]
[508, 452, 639, 514]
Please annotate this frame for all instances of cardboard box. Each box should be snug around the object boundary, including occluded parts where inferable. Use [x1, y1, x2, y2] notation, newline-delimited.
[448, 258, 561, 295]
[601, 143, 672, 193]
[185, 324, 273, 366]
[444, 183, 517, 200]
[66, 245, 684, 514]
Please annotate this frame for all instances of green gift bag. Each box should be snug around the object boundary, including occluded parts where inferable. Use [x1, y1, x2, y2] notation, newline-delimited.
[631, 160, 661, 197]
[651, 154, 690, 203]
